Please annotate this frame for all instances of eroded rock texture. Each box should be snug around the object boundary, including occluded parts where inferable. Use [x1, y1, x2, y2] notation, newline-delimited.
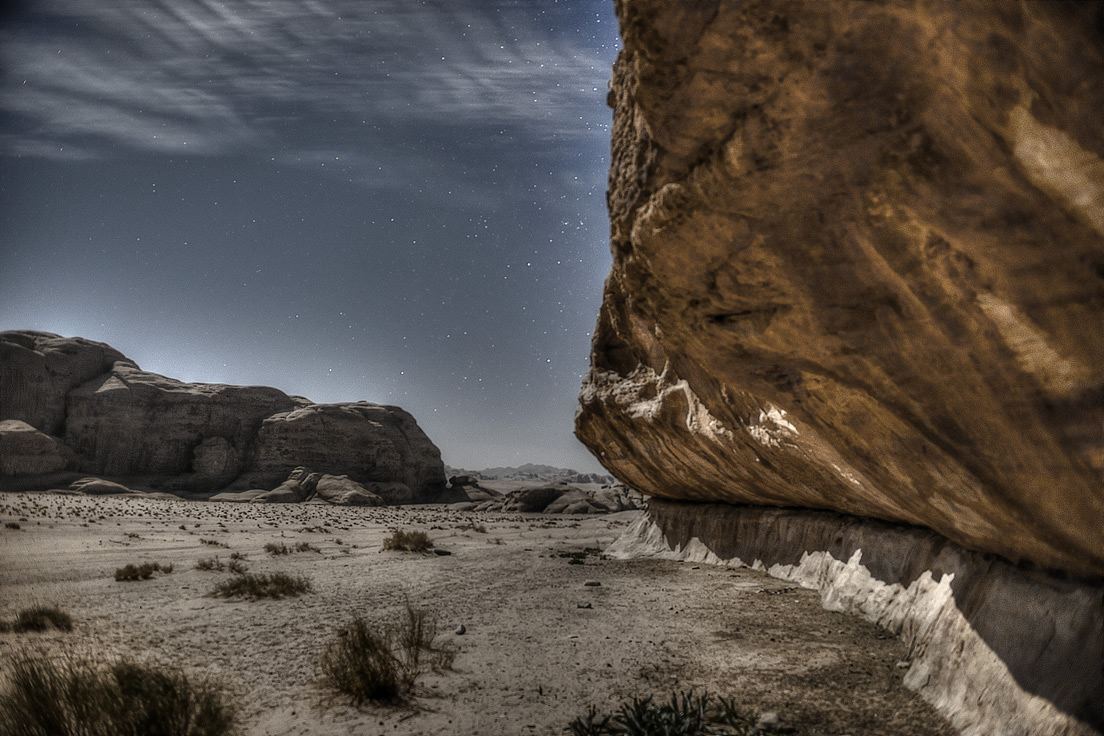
[0, 331, 446, 500]
[577, 0, 1104, 577]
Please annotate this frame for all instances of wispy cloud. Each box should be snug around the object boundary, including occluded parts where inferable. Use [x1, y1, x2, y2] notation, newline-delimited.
[0, 0, 615, 161]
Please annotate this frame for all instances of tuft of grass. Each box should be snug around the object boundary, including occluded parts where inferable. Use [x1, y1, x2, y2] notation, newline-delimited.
[8, 606, 73, 633]
[294, 542, 320, 553]
[263, 542, 289, 556]
[381, 530, 433, 553]
[211, 572, 311, 599]
[114, 562, 173, 582]
[0, 650, 236, 736]
[199, 538, 228, 548]
[319, 602, 454, 706]
[568, 691, 760, 736]
[194, 557, 224, 572]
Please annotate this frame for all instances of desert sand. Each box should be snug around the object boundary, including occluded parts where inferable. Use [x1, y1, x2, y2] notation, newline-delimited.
[0, 492, 951, 736]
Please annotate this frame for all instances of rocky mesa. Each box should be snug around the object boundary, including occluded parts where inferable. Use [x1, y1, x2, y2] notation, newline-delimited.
[576, 0, 1104, 580]
[0, 330, 447, 502]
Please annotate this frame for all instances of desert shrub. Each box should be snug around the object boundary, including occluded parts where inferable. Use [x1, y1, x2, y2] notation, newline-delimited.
[319, 602, 454, 705]
[9, 606, 73, 633]
[294, 542, 319, 553]
[194, 558, 224, 572]
[319, 617, 405, 704]
[226, 559, 248, 575]
[4, 522, 20, 530]
[263, 542, 289, 556]
[199, 539, 227, 548]
[381, 530, 433, 553]
[211, 573, 311, 599]
[228, 552, 246, 561]
[0, 650, 236, 736]
[568, 691, 757, 736]
[115, 563, 172, 582]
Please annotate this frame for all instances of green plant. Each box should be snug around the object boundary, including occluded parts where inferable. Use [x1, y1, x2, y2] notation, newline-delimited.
[319, 602, 454, 705]
[568, 691, 758, 736]
[210, 573, 311, 599]
[0, 650, 236, 736]
[8, 606, 73, 633]
[114, 563, 172, 582]
[381, 530, 433, 553]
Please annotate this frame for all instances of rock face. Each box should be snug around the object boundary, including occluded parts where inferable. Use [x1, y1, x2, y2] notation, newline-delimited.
[0, 331, 447, 500]
[577, 1, 1104, 578]
[612, 500, 1103, 736]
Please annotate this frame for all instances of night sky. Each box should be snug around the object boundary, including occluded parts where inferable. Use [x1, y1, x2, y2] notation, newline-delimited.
[0, 0, 619, 472]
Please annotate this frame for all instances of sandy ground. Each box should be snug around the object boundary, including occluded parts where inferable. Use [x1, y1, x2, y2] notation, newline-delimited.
[0, 492, 953, 736]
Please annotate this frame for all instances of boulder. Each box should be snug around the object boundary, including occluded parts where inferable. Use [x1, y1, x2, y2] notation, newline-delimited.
[69, 477, 133, 495]
[314, 474, 384, 506]
[576, 0, 1104, 578]
[0, 419, 73, 475]
[504, 485, 566, 513]
[253, 466, 319, 503]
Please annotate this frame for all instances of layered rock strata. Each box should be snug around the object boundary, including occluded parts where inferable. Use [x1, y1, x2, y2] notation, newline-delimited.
[577, 0, 1104, 578]
[610, 500, 1103, 736]
[0, 331, 446, 500]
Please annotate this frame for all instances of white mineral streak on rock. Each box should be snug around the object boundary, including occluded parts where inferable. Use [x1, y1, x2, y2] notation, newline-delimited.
[1010, 105, 1104, 236]
[580, 364, 734, 442]
[977, 291, 1090, 397]
[747, 404, 798, 448]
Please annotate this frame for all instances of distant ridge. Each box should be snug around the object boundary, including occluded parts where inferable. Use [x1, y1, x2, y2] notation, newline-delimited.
[445, 463, 614, 485]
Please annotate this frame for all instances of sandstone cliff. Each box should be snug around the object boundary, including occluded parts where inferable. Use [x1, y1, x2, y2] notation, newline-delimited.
[577, 0, 1104, 578]
[0, 331, 447, 500]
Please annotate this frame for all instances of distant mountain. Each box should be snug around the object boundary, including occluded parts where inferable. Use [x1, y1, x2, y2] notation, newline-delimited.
[445, 463, 615, 485]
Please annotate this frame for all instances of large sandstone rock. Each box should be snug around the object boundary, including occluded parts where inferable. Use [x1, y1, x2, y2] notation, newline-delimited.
[0, 420, 74, 475]
[237, 403, 445, 501]
[0, 331, 447, 500]
[577, 0, 1104, 577]
[0, 331, 126, 435]
[65, 361, 298, 485]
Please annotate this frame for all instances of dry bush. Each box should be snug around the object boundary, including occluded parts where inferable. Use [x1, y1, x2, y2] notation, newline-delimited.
[263, 542, 289, 556]
[211, 573, 311, 599]
[4, 606, 73, 633]
[114, 563, 173, 582]
[319, 602, 455, 705]
[0, 650, 236, 736]
[194, 557, 224, 572]
[568, 691, 758, 736]
[381, 530, 433, 553]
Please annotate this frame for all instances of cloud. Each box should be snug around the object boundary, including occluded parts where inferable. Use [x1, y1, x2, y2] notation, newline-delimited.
[0, 0, 615, 161]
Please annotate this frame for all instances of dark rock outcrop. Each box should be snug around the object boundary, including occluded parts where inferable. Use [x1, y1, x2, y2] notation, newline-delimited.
[577, 0, 1104, 578]
[0, 331, 447, 501]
